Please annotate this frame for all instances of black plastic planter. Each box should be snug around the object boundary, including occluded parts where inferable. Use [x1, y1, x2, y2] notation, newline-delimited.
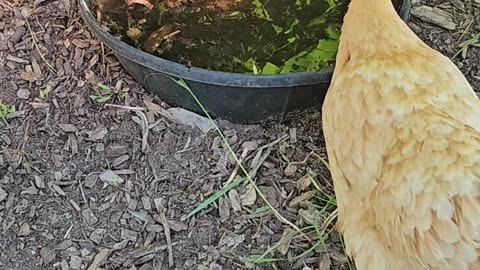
[79, 0, 411, 123]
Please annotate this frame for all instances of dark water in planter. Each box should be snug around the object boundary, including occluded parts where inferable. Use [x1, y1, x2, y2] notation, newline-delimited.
[97, 0, 348, 74]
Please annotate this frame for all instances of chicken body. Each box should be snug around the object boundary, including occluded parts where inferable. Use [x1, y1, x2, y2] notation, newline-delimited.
[322, 0, 480, 269]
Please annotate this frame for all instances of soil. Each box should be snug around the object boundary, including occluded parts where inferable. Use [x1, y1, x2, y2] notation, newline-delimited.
[99, 0, 347, 74]
[0, 0, 479, 270]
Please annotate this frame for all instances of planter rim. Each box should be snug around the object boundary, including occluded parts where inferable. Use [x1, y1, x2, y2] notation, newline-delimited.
[79, 0, 411, 88]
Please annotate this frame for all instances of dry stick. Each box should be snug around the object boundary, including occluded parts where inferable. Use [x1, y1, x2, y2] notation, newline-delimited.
[173, 79, 307, 238]
[64, 223, 74, 239]
[45, 109, 59, 137]
[128, 0, 154, 9]
[77, 178, 87, 203]
[288, 151, 315, 166]
[87, 249, 111, 270]
[223, 148, 249, 187]
[160, 212, 174, 267]
[456, 19, 474, 44]
[105, 104, 145, 111]
[101, 42, 106, 77]
[135, 110, 149, 152]
[0, 0, 14, 11]
[17, 120, 30, 152]
[25, 18, 57, 74]
[248, 147, 272, 180]
[257, 133, 289, 152]
[163, 30, 181, 40]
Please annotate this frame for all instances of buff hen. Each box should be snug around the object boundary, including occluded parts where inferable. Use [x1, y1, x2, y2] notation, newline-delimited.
[322, 0, 480, 269]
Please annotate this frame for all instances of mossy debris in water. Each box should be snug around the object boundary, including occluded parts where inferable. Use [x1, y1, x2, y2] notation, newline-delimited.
[95, 0, 348, 74]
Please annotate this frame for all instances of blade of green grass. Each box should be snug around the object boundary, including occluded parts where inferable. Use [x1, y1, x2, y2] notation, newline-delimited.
[170, 77, 346, 265]
[340, 233, 353, 270]
[309, 175, 323, 193]
[171, 77, 305, 236]
[186, 177, 244, 219]
[291, 226, 333, 260]
[25, 18, 57, 75]
[252, 225, 316, 264]
[240, 257, 282, 264]
[255, 205, 271, 214]
[451, 32, 480, 60]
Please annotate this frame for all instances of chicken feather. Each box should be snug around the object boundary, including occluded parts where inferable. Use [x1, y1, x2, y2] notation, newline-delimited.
[322, 0, 480, 269]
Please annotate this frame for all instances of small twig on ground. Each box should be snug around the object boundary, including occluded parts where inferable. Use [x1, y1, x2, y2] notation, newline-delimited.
[135, 110, 149, 152]
[163, 30, 181, 40]
[456, 19, 474, 44]
[160, 211, 174, 267]
[223, 148, 249, 187]
[288, 151, 316, 166]
[452, 32, 480, 59]
[127, 0, 154, 9]
[172, 78, 306, 237]
[147, 158, 161, 182]
[248, 146, 273, 180]
[105, 104, 145, 111]
[101, 42, 106, 77]
[45, 109, 60, 137]
[64, 223, 74, 239]
[257, 134, 289, 152]
[77, 178, 87, 203]
[17, 120, 30, 152]
[25, 18, 57, 74]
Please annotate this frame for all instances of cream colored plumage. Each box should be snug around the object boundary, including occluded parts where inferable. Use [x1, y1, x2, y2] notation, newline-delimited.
[322, 0, 480, 269]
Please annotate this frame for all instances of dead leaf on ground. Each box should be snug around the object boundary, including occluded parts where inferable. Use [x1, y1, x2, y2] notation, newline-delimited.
[299, 206, 322, 225]
[284, 164, 298, 176]
[297, 174, 312, 191]
[21, 186, 38, 195]
[240, 184, 256, 206]
[0, 187, 8, 202]
[127, 0, 154, 9]
[16, 88, 30, 99]
[40, 247, 55, 264]
[167, 107, 214, 133]
[277, 228, 294, 255]
[258, 185, 278, 208]
[289, 190, 316, 208]
[218, 196, 230, 223]
[127, 28, 142, 40]
[167, 219, 188, 232]
[228, 189, 241, 212]
[59, 124, 78, 132]
[410, 6, 456, 30]
[31, 58, 42, 75]
[99, 170, 124, 186]
[82, 208, 98, 225]
[86, 126, 108, 141]
[20, 71, 41, 82]
[17, 223, 30, 236]
[318, 253, 332, 270]
[87, 249, 111, 270]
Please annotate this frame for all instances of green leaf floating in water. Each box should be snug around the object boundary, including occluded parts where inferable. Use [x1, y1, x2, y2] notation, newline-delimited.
[325, 0, 337, 13]
[244, 57, 260, 74]
[307, 15, 327, 28]
[284, 18, 300, 35]
[253, 26, 341, 75]
[252, 0, 273, 22]
[261, 62, 282, 74]
[280, 38, 339, 73]
[272, 24, 283, 35]
[326, 25, 341, 39]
